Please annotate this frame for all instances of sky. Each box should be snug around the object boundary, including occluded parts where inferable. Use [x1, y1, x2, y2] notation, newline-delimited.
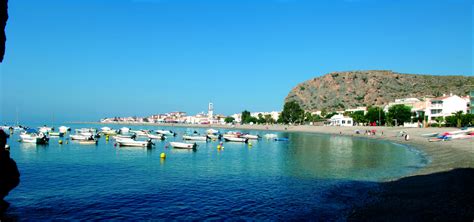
[0, 0, 472, 123]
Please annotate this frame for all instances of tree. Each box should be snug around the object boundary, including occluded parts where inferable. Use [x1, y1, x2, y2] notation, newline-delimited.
[453, 111, 464, 128]
[257, 113, 266, 124]
[241, 110, 251, 124]
[264, 114, 275, 124]
[350, 111, 367, 125]
[224, 116, 235, 124]
[387, 104, 412, 126]
[321, 108, 327, 118]
[280, 101, 304, 124]
[325, 112, 337, 119]
[365, 106, 386, 125]
[435, 116, 444, 127]
[304, 112, 314, 123]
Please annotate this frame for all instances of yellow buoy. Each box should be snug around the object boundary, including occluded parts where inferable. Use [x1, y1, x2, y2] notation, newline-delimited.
[217, 145, 221, 149]
[59, 140, 63, 144]
[249, 143, 252, 147]
[160, 153, 166, 159]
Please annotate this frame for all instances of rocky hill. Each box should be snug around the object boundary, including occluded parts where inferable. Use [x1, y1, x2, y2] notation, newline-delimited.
[285, 70, 474, 111]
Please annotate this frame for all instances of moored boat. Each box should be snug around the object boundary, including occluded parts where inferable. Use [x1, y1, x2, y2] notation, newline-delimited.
[79, 140, 98, 145]
[147, 133, 165, 140]
[157, 130, 176, 136]
[49, 132, 64, 137]
[20, 130, 49, 144]
[223, 137, 248, 143]
[169, 142, 197, 149]
[242, 134, 260, 140]
[117, 139, 154, 148]
[183, 135, 209, 141]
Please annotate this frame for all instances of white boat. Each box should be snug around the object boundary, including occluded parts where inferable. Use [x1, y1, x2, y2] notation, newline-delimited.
[49, 132, 64, 137]
[206, 129, 219, 135]
[222, 131, 242, 138]
[169, 142, 197, 149]
[130, 130, 149, 137]
[119, 127, 131, 134]
[264, 134, 278, 139]
[117, 139, 153, 148]
[242, 134, 260, 140]
[70, 134, 93, 141]
[101, 127, 117, 135]
[59, 126, 70, 133]
[147, 133, 165, 140]
[38, 126, 54, 134]
[183, 135, 209, 141]
[223, 136, 248, 143]
[79, 140, 98, 145]
[20, 131, 49, 144]
[156, 130, 176, 136]
[113, 134, 136, 140]
[207, 134, 222, 140]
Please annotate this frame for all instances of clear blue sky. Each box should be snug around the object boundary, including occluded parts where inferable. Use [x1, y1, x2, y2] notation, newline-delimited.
[0, 0, 472, 123]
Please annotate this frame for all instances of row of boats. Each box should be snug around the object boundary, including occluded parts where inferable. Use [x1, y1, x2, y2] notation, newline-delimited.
[10, 126, 289, 150]
[423, 128, 474, 142]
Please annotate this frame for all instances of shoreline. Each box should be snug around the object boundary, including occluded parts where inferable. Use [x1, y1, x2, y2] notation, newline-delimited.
[73, 121, 474, 179]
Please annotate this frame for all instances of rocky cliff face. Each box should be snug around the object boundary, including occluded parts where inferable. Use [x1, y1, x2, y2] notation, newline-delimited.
[285, 70, 474, 111]
[0, 0, 7, 63]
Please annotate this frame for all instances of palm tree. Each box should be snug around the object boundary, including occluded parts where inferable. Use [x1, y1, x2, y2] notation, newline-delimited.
[453, 111, 464, 128]
[435, 116, 444, 128]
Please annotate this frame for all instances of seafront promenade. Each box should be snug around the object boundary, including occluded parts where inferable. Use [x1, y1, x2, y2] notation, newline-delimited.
[79, 122, 474, 178]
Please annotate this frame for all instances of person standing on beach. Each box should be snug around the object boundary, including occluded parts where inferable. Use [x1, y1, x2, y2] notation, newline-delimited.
[0, 129, 20, 213]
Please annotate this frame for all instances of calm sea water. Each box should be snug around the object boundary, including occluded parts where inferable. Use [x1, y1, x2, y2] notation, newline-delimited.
[3, 124, 427, 220]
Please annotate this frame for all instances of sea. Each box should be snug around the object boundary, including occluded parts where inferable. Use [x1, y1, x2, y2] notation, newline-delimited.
[2, 123, 428, 220]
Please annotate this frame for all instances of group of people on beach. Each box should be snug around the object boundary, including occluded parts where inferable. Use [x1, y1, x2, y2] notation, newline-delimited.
[0, 129, 20, 213]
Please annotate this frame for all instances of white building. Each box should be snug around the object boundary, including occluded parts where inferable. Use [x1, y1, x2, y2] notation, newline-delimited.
[426, 94, 469, 123]
[326, 114, 353, 126]
[344, 106, 367, 114]
[384, 98, 421, 112]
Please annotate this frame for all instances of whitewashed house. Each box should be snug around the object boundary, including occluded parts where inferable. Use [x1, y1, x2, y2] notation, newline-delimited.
[426, 94, 469, 123]
[326, 114, 353, 126]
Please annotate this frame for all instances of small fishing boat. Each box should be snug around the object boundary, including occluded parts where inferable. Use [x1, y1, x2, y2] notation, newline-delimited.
[79, 140, 98, 145]
[59, 126, 70, 134]
[130, 130, 149, 137]
[207, 134, 222, 140]
[206, 129, 219, 135]
[119, 127, 131, 134]
[49, 132, 64, 137]
[222, 131, 242, 138]
[113, 134, 136, 140]
[70, 134, 89, 140]
[156, 130, 176, 136]
[38, 126, 54, 134]
[183, 135, 209, 141]
[147, 133, 165, 140]
[169, 142, 197, 149]
[101, 127, 118, 135]
[223, 137, 248, 143]
[242, 134, 260, 140]
[20, 130, 49, 144]
[117, 139, 154, 148]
